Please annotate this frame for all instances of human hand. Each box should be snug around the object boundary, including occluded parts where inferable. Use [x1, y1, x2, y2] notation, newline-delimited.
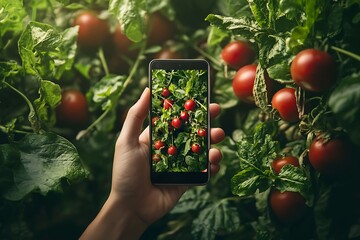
[81, 88, 225, 239]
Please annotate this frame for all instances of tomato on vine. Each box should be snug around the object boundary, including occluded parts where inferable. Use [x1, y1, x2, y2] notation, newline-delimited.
[180, 111, 189, 121]
[162, 88, 171, 97]
[271, 88, 299, 122]
[232, 64, 257, 103]
[167, 145, 177, 155]
[152, 154, 161, 162]
[191, 143, 201, 153]
[290, 49, 337, 92]
[221, 40, 255, 69]
[163, 99, 173, 109]
[73, 11, 110, 51]
[56, 89, 89, 127]
[154, 140, 165, 150]
[152, 117, 159, 126]
[147, 12, 175, 46]
[171, 118, 182, 129]
[197, 129, 207, 137]
[184, 99, 196, 111]
[272, 156, 300, 174]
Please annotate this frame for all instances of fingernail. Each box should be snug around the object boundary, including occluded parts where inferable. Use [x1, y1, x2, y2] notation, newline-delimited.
[140, 87, 149, 99]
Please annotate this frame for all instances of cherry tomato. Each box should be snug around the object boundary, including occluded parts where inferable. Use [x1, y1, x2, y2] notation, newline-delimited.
[309, 137, 349, 175]
[168, 145, 177, 155]
[163, 99, 173, 109]
[73, 11, 110, 51]
[271, 88, 299, 122]
[184, 100, 196, 111]
[147, 12, 175, 46]
[162, 88, 171, 97]
[56, 89, 89, 127]
[290, 49, 337, 92]
[154, 140, 165, 150]
[232, 64, 257, 103]
[191, 143, 201, 153]
[112, 24, 137, 58]
[221, 41, 255, 69]
[272, 156, 300, 174]
[152, 154, 161, 162]
[270, 190, 306, 224]
[180, 111, 189, 121]
[152, 117, 159, 126]
[197, 129, 207, 137]
[154, 48, 183, 59]
[171, 118, 182, 129]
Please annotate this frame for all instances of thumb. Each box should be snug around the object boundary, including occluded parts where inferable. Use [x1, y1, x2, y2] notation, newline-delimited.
[119, 88, 150, 145]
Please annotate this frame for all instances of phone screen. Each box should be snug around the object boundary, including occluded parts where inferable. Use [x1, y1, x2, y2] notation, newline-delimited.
[149, 59, 209, 185]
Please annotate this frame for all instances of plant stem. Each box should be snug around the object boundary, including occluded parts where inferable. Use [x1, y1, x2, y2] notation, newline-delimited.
[76, 108, 110, 140]
[98, 48, 110, 76]
[0, 125, 31, 135]
[193, 45, 222, 68]
[194, 99, 207, 111]
[331, 46, 360, 61]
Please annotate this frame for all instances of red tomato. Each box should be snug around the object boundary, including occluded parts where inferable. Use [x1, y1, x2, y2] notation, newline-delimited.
[308, 137, 349, 175]
[162, 88, 171, 97]
[270, 190, 306, 224]
[152, 154, 161, 162]
[271, 88, 299, 122]
[184, 100, 196, 111]
[152, 117, 159, 126]
[290, 49, 337, 92]
[191, 143, 201, 153]
[147, 12, 175, 46]
[180, 111, 189, 121]
[168, 145, 177, 155]
[171, 118, 182, 129]
[154, 140, 165, 150]
[73, 11, 110, 51]
[221, 41, 255, 69]
[163, 99, 173, 109]
[232, 64, 257, 103]
[154, 48, 183, 59]
[56, 90, 89, 127]
[112, 25, 137, 58]
[272, 156, 300, 174]
[197, 129, 207, 137]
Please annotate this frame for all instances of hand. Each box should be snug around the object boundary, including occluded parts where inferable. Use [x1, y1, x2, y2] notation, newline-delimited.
[81, 88, 225, 239]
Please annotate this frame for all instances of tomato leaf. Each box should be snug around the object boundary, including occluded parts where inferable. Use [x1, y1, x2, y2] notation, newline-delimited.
[231, 169, 270, 197]
[171, 187, 211, 214]
[2, 133, 87, 201]
[33, 80, 62, 129]
[191, 200, 241, 240]
[248, 0, 271, 29]
[328, 73, 360, 146]
[108, 0, 146, 42]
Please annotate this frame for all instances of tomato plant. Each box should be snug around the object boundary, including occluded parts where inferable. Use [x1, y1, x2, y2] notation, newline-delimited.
[184, 99, 196, 111]
[152, 154, 161, 162]
[171, 118, 182, 129]
[163, 99, 173, 109]
[191, 143, 201, 153]
[154, 140, 165, 150]
[162, 87, 171, 97]
[221, 40, 255, 69]
[272, 156, 300, 174]
[197, 129, 207, 137]
[180, 111, 189, 121]
[271, 88, 299, 122]
[167, 145, 177, 155]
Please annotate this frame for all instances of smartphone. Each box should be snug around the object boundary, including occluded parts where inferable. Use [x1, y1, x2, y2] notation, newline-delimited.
[149, 59, 210, 185]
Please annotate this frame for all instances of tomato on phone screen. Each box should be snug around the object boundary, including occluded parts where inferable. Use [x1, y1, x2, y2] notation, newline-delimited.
[149, 59, 210, 185]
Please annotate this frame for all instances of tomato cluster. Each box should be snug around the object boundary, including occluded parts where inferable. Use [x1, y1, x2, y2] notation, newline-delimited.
[151, 70, 208, 172]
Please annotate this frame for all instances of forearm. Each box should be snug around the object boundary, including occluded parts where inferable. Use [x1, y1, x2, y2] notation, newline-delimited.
[80, 194, 148, 240]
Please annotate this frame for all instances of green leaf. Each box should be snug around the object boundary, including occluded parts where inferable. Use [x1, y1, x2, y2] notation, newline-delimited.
[207, 26, 228, 47]
[248, 0, 270, 28]
[33, 80, 62, 129]
[217, 0, 252, 18]
[191, 200, 240, 240]
[171, 187, 211, 214]
[0, 61, 21, 80]
[328, 73, 360, 146]
[231, 168, 269, 197]
[88, 74, 126, 111]
[2, 133, 87, 201]
[108, 0, 146, 42]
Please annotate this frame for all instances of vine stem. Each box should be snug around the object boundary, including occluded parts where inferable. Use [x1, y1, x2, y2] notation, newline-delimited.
[0, 125, 31, 135]
[331, 46, 360, 61]
[193, 45, 222, 68]
[98, 48, 110, 76]
[77, 42, 147, 139]
[194, 99, 207, 111]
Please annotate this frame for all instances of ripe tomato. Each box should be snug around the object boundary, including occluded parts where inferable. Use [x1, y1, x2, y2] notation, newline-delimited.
[154, 48, 183, 59]
[73, 11, 110, 51]
[163, 99, 173, 109]
[154, 140, 165, 150]
[184, 100, 196, 111]
[168, 145, 177, 155]
[180, 111, 189, 121]
[232, 64, 257, 103]
[147, 12, 175, 46]
[221, 41, 255, 69]
[152, 117, 159, 126]
[191, 143, 201, 153]
[162, 88, 171, 97]
[152, 154, 161, 162]
[197, 129, 207, 137]
[308, 137, 349, 175]
[272, 156, 300, 174]
[270, 190, 306, 224]
[290, 49, 337, 92]
[56, 89, 89, 127]
[112, 24, 137, 58]
[171, 118, 182, 129]
[271, 88, 299, 122]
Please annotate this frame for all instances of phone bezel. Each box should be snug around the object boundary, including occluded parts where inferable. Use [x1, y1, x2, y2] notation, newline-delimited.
[149, 59, 210, 185]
